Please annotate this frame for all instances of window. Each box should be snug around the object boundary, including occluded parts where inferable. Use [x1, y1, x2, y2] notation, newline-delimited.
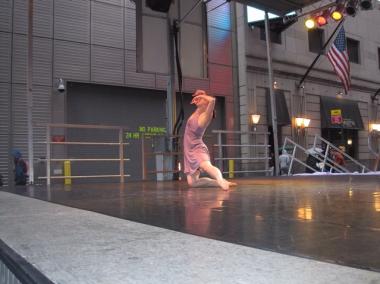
[308, 28, 324, 54]
[346, 38, 360, 64]
[260, 28, 282, 44]
[137, 0, 208, 77]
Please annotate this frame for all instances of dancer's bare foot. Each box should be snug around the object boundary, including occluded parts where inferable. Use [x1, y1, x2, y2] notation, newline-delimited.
[219, 179, 230, 191]
[228, 181, 237, 187]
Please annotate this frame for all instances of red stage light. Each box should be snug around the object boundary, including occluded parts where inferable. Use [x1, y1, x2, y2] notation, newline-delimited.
[316, 15, 327, 26]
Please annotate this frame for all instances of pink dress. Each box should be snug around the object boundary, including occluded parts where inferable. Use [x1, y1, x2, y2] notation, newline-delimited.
[183, 112, 210, 175]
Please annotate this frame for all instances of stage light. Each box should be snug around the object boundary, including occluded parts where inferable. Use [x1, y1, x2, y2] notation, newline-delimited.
[316, 15, 327, 26]
[305, 18, 316, 29]
[331, 3, 344, 21]
[346, 0, 358, 16]
[316, 9, 330, 26]
[360, 0, 372, 9]
[331, 10, 343, 21]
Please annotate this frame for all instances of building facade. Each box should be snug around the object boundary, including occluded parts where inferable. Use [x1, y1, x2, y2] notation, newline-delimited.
[0, 0, 238, 184]
[1, 0, 379, 184]
[236, 1, 380, 170]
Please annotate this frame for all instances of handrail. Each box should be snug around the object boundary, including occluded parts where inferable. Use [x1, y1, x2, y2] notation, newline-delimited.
[212, 130, 270, 135]
[284, 137, 330, 175]
[46, 158, 130, 162]
[368, 131, 380, 171]
[212, 130, 271, 177]
[213, 144, 270, 147]
[43, 123, 129, 130]
[40, 174, 131, 179]
[41, 142, 129, 146]
[44, 124, 130, 185]
[314, 135, 371, 173]
[215, 157, 269, 160]
[284, 135, 372, 175]
[141, 133, 184, 180]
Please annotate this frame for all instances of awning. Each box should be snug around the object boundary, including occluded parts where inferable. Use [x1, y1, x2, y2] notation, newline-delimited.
[320, 96, 364, 130]
[235, 0, 323, 15]
[266, 90, 291, 126]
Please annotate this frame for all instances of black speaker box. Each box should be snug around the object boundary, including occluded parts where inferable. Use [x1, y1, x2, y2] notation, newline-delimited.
[146, 0, 173, 13]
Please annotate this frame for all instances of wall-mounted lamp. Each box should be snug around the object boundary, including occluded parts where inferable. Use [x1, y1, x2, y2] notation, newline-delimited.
[251, 114, 261, 131]
[370, 123, 380, 132]
[336, 91, 344, 99]
[295, 117, 311, 128]
[295, 117, 311, 139]
[303, 118, 311, 128]
[57, 78, 65, 93]
[347, 138, 353, 145]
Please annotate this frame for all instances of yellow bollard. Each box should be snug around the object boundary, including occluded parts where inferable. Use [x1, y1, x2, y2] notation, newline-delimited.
[228, 159, 234, 179]
[64, 160, 72, 185]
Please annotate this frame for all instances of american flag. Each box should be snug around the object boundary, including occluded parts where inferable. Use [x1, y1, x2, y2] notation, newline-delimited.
[326, 26, 351, 94]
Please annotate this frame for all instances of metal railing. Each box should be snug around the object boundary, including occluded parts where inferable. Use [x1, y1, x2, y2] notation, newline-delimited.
[212, 130, 271, 176]
[312, 135, 371, 173]
[283, 137, 338, 175]
[368, 131, 380, 171]
[141, 134, 182, 180]
[39, 123, 130, 185]
[283, 135, 371, 175]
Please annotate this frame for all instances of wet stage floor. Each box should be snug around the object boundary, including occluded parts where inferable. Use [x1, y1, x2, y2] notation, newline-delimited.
[3, 175, 380, 272]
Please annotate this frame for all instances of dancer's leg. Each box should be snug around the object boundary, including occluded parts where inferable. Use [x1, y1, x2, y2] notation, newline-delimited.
[187, 175, 219, 187]
[187, 170, 220, 187]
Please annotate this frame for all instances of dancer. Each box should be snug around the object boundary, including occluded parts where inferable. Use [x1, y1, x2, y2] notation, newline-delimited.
[183, 90, 236, 190]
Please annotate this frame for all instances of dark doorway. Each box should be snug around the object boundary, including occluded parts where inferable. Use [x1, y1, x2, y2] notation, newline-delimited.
[321, 128, 358, 158]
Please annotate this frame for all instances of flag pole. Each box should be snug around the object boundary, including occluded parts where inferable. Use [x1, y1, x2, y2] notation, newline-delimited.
[297, 19, 345, 88]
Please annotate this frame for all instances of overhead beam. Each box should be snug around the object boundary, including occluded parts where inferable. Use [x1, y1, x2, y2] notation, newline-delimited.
[234, 0, 324, 15]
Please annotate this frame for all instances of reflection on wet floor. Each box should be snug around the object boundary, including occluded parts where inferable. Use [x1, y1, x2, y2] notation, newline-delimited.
[3, 175, 380, 272]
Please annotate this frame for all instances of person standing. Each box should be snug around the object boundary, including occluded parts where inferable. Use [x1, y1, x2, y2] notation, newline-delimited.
[183, 90, 236, 190]
[279, 149, 290, 175]
[11, 149, 28, 185]
[331, 149, 345, 170]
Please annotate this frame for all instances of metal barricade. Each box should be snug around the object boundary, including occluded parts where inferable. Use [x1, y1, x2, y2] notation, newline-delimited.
[283, 135, 371, 175]
[39, 123, 130, 185]
[368, 131, 380, 171]
[284, 137, 329, 175]
[141, 134, 182, 180]
[312, 135, 371, 173]
[212, 130, 271, 176]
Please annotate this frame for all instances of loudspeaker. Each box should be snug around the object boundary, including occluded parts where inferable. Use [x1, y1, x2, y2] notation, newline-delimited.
[359, 0, 372, 10]
[345, 0, 358, 16]
[146, 0, 173, 13]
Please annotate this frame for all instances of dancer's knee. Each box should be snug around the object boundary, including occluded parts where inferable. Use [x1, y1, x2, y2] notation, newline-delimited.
[186, 173, 198, 187]
[187, 175, 193, 186]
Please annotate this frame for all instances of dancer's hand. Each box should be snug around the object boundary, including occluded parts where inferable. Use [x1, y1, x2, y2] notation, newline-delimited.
[191, 94, 215, 105]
